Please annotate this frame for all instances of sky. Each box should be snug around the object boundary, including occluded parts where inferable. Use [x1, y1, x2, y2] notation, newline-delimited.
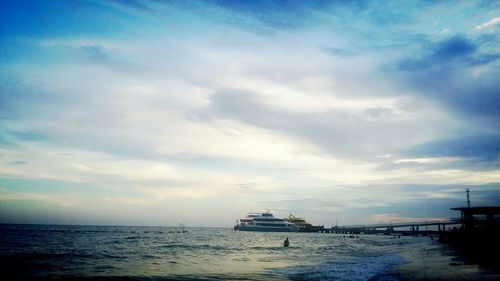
[0, 0, 499, 227]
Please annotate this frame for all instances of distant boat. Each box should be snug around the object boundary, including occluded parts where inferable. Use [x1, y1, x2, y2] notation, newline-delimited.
[234, 210, 300, 232]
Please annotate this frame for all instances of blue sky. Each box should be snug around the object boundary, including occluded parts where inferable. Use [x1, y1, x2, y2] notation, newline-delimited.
[1, 0, 499, 226]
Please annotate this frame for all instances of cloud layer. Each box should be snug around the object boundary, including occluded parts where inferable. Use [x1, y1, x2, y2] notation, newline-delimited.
[1, 0, 499, 226]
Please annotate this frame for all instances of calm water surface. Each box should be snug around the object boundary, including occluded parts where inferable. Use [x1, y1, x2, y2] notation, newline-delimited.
[1, 224, 435, 280]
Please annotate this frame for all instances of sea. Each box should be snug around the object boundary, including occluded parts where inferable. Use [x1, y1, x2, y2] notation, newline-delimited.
[0, 224, 466, 281]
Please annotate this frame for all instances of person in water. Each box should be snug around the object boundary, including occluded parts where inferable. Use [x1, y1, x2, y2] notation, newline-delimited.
[283, 237, 289, 247]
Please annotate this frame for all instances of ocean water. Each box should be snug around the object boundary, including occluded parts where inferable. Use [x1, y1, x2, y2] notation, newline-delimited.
[1, 224, 435, 280]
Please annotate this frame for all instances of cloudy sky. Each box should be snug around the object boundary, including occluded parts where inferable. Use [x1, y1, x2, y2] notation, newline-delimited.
[1, 0, 499, 227]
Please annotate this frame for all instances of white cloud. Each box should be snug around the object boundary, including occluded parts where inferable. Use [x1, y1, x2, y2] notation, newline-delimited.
[475, 16, 500, 30]
[394, 157, 460, 164]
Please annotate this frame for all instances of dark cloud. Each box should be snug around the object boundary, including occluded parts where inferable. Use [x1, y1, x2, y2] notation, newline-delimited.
[392, 35, 500, 135]
[8, 160, 27, 165]
[396, 35, 493, 71]
[81, 45, 109, 61]
[405, 68, 500, 120]
[374, 184, 500, 217]
[432, 36, 476, 60]
[469, 53, 500, 66]
[266, 183, 500, 223]
[406, 134, 500, 160]
[363, 107, 393, 119]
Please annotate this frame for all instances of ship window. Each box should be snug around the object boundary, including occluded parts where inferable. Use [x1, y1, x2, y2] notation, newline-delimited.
[253, 218, 283, 222]
[255, 223, 286, 227]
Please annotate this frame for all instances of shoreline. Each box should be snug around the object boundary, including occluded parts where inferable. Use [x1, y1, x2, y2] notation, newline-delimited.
[389, 239, 500, 281]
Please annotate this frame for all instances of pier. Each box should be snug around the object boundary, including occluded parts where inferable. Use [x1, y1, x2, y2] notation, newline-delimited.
[323, 220, 460, 235]
[319, 190, 499, 237]
[317, 206, 499, 236]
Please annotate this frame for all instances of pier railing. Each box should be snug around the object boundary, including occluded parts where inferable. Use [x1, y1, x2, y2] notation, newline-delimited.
[317, 220, 463, 235]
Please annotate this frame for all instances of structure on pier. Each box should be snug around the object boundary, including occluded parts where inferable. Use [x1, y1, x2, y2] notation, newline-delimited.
[449, 188, 500, 232]
[450, 206, 500, 231]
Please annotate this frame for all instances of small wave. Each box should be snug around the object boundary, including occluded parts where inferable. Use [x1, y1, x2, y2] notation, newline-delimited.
[249, 246, 284, 251]
[32, 274, 271, 281]
[160, 244, 228, 251]
[93, 265, 115, 270]
[99, 253, 127, 260]
[140, 254, 158, 259]
[276, 254, 404, 281]
[5, 252, 94, 261]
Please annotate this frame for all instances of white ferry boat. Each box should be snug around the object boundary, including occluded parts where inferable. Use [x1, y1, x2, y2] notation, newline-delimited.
[234, 210, 300, 232]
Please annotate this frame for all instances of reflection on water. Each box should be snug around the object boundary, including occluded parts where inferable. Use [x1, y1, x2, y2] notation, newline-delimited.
[1, 224, 437, 280]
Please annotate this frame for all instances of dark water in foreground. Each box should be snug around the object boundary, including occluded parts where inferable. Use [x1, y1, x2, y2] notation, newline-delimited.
[0, 224, 443, 280]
